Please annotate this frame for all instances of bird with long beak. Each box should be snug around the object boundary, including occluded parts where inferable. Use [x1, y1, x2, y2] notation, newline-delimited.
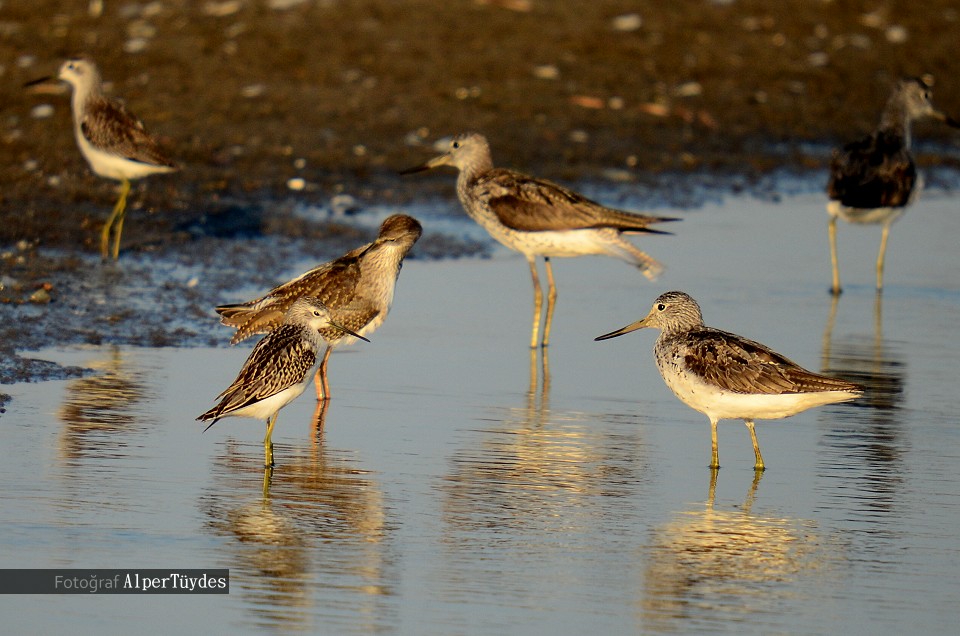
[215, 214, 422, 400]
[402, 132, 677, 349]
[199, 297, 369, 468]
[25, 56, 177, 260]
[596, 291, 863, 471]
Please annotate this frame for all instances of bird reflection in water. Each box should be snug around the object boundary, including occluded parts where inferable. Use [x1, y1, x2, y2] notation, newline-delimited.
[527, 347, 550, 410]
[817, 293, 907, 527]
[821, 294, 905, 413]
[439, 386, 646, 608]
[201, 430, 396, 632]
[640, 471, 839, 629]
[442, 363, 645, 537]
[57, 345, 152, 461]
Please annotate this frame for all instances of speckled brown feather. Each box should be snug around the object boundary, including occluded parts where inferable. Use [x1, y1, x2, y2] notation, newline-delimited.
[677, 327, 864, 395]
[81, 96, 176, 168]
[197, 324, 318, 423]
[216, 214, 421, 345]
[479, 168, 677, 232]
[217, 244, 369, 344]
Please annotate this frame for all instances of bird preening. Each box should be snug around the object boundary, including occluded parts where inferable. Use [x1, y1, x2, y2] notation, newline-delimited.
[198, 297, 369, 468]
[214, 214, 422, 400]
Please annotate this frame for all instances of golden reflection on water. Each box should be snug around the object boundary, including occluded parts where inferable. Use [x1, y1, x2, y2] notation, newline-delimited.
[56, 345, 153, 461]
[442, 357, 644, 534]
[640, 472, 841, 630]
[201, 411, 395, 633]
[438, 359, 647, 608]
[528, 346, 551, 400]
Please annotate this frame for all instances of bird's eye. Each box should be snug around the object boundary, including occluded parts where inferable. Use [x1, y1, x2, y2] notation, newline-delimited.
[452, 141, 460, 149]
[657, 303, 666, 311]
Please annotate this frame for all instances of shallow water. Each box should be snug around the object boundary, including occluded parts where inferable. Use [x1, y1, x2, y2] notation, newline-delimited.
[2, 192, 960, 634]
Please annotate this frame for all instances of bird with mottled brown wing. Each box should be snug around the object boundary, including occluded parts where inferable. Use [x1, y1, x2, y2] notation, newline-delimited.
[681, 330, 834, 395]
[479, 169, 675, 233]
[201, 325, 318, 424]
[217, 248, 366, 344]
[595, 290, 863, 470]
[82, 99, 176, 168]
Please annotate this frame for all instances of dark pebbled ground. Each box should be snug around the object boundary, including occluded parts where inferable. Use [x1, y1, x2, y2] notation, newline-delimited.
[2, 1, 960, 397]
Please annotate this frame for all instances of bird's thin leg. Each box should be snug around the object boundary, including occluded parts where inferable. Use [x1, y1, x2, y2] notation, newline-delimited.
[262, 466, 273, 498]
[527, 256, 543, 349]
[314, 346, 333, 401]
[745, 419, 765, 471]
[542, 257, 557, 348]
[102, 178, 131, 260]
[111, 210, 127, 260]
[710, 417, 720, 469]
[876, 221, 891, 292]
[312, 397, 330, 437]
[828, 215, 842, 295]
[111, 204, 128, 261]
[264, 413, 279, 468]
[707, 467, 719, 505]
[528, 347, 538, 398]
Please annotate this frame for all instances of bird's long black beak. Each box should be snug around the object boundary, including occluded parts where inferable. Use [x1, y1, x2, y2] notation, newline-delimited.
[23, 75, 54, 88]
[399, 152, 450, 176]
[594, 317, 649, 341]
[331, 321, 370, 342]
[398, 163, 431, 176]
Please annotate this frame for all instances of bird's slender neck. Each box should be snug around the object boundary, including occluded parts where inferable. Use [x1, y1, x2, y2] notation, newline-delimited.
[659, 320, 702, 340]
[306, 326, 331, 353]
[454, 148, 495, 194]
[879, 92, 913, 148]
[360, 240, 409, 291]
[70, 77, 103, 127]
[454, 147, 497, 224]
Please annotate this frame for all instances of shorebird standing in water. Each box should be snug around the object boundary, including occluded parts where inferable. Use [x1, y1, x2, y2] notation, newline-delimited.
[827, 77, 958, 294]
[216, 214, 422, 400]
[596, 291, 863, 471]
[198, 297, 368, 468]
[402, 132, 677, 348]
[26, 57, 177, 260]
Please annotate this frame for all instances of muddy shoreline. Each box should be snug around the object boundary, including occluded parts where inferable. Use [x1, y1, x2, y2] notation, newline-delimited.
[3, 1, 960, 395]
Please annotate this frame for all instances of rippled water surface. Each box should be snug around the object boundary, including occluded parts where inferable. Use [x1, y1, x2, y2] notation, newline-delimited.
[2, 193, 960, 634]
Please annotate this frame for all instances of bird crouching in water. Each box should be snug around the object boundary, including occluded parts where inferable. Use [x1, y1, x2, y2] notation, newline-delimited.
[198, 297, 368, 468]
[215, 214, 422, 400]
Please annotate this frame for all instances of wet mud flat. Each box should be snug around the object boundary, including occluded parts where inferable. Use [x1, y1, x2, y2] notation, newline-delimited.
[3, 1, 960, 399]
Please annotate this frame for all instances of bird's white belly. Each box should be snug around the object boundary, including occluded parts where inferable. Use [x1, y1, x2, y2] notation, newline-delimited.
[659, 360, 854, 422]
[827, 176, 922, 226]
[829, 202, 905, 226]
[473, 216, 619, 258]
[74, 128, 173, 180]
[225, 374, 313, 422]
